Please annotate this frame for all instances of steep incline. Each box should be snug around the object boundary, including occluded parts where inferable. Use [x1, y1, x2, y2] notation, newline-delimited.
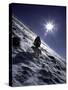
[11, 16, 66, 86]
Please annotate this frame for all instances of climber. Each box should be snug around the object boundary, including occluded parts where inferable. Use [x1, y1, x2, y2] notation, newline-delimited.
[33, 36, 41, 48]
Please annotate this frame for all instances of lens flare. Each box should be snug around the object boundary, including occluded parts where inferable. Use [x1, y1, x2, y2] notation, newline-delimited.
[46, 22, 54, 32]
[43, 21, 56, 36]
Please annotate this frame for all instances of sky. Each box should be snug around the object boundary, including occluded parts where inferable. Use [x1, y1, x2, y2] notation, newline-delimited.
[11, 3, 66, 59]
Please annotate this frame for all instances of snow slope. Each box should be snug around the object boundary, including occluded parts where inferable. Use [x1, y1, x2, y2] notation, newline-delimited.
[11, 16, 66, 86]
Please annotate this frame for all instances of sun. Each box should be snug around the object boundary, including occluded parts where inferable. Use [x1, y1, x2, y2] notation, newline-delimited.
[45, 22, 54, 32]
[43, 20, 57, 36]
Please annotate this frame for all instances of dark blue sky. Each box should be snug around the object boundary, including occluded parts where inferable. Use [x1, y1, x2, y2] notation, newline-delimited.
[11, 3, 66, 59]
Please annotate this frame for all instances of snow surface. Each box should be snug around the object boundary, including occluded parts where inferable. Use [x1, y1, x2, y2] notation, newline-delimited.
[11, 16, 66, 86]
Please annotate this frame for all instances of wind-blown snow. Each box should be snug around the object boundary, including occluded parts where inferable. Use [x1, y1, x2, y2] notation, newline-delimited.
[11, 16, 66, 87]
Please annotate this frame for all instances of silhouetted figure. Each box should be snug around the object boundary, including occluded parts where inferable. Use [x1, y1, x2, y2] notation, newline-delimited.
[13, 36, 20, 48]
[33, 36, 41, 48]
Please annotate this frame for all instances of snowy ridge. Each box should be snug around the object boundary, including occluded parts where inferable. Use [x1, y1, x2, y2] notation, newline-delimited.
[12, 16, 65, 61]
[12, 16, 36, 38]
[11, 16, 66, 86]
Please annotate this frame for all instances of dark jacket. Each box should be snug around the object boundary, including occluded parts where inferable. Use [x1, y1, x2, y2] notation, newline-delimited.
[34, 36, 41, 48]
